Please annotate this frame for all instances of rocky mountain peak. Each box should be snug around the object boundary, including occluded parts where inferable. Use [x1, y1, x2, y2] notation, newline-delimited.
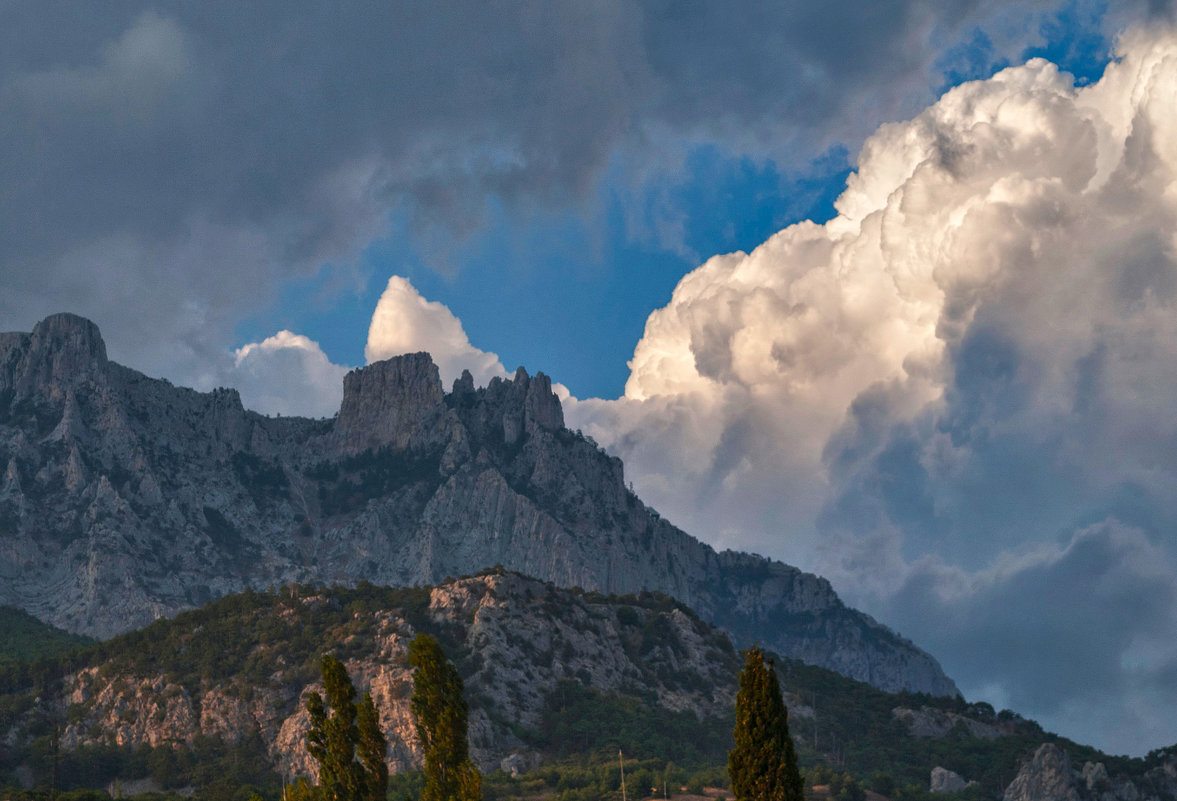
[524, 371, 563, 432]
[29, 313, 108, 368]
[452, 368, 476, 396]
[466, 366, 565, 447]
[334, 352, 446, 453]
[1, 313, 108, 402]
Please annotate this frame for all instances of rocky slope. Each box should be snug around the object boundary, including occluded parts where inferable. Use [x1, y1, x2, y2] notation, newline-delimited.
[0, 572, 740, 780]
[0, 313, 956, 696]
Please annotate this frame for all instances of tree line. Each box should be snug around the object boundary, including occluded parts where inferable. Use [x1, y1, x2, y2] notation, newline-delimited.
[305, 637, 801, 801]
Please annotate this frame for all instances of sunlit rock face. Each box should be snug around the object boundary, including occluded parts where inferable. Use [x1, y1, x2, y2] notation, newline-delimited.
[0, 314, 957, 697]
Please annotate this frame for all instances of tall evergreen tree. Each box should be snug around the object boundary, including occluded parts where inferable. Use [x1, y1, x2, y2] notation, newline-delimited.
[306, 654, 387, 801]
[408, 633, 481, 801]
[357, 692, 389, 801]
[728, 645, 804, 801]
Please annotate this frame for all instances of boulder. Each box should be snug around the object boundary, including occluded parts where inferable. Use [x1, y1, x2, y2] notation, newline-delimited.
[931, 767, 971, 794]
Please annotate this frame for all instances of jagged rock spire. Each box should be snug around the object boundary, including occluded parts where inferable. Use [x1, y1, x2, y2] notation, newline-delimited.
[335, 352, 446, 453]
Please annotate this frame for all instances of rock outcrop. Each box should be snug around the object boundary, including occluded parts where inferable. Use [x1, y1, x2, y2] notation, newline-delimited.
[334, 353, 447, 454]
[0, 314, 958, 697]
[931, 767, 974, 794]
[1003, 743, 1177, 801]
[894, 706, 1011, 740]
[1004, 744, 1083, 801]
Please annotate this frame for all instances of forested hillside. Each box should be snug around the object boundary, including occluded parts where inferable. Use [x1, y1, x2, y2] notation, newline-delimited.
[1, 572, 1173, 801]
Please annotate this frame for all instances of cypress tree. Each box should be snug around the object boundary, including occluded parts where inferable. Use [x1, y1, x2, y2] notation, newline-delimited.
[408, 633, 481, 801]
[306, 654, 387, 801]
[357, 692, 389, 801]
[728, 645, 804, 801]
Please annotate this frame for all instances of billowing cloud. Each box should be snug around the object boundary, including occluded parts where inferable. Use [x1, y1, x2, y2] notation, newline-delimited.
[230, 331, 349, 418]
[574, 25, 1177, 559]
[366, 276, 508, 388]
[177, 272, 522, 422]
[568, 26, 1177, 753]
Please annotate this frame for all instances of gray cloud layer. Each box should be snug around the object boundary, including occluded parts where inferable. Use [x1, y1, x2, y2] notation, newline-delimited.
[0, 0, 1123, 386]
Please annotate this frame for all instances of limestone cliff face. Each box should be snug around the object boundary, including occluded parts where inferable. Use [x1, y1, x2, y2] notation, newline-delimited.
[334, 354, 447, 454]
[0, 314, 958, 696]
[5, 574, 739, 777]
[1, 313, 108, 403]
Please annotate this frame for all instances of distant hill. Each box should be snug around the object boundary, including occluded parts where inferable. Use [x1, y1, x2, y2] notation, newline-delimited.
[0, 571, 739, 795]
[0, 312, 954, 697]
[0, 572, 1174, 801]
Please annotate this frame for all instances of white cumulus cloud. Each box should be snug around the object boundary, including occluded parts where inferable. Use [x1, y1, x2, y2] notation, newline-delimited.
[230, 330, 348, 418]
[222, 274, 550, 423]
[365, 275, 509, 388]
[570, 25, 1177, 564]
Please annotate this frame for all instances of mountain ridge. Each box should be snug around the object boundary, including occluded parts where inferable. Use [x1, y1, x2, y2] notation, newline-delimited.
[0, 312, 956, 697]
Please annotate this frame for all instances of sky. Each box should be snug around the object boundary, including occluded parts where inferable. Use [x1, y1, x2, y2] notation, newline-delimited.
[3, 0, 1177, 758]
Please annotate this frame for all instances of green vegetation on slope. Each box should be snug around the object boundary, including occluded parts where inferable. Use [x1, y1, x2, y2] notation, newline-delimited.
[0, 733, 281, 801]
[60, 582, 430, 695]
[0, 606, 94, 668]
[532, 680, 734, 768]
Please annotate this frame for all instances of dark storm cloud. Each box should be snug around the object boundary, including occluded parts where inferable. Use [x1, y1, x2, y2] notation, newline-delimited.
[0, 2, 647, 377]
[880, 522, 1177, 753]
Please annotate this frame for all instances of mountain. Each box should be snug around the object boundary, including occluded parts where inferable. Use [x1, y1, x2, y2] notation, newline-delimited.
[0, 312, 956, 697]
